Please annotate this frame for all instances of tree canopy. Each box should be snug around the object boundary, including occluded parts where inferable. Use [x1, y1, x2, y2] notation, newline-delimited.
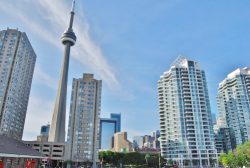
[99, 151, 166, 167]
[219, 141, 250, 168]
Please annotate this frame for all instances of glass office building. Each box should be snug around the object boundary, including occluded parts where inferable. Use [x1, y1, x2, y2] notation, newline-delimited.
[99, 113, 121, 150]
[0, 29, 36, 140]
[100, 118, 117, 150]
[217, 68, 250, 147]
[40, 124, 50, 136]
[157, 57, 217, 166]
[111, 113, 121, 132]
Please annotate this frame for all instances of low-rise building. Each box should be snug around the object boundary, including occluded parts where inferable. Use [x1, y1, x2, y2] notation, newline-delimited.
[0, 135, 43, 168]
[23, 141, 65, 167]
[113, 132, 132, 152]
[133, 131, 160, 151]
[133, 136, 144, 149]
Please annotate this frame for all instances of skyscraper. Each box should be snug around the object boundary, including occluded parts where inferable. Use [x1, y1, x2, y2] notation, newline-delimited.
[99, 113, 121, 150]
[49, 0, 77, 143]
[111, 113, 121, 132]
[217, 68, 250, 147]
[37, 124, 50, 142]
[66, 73, 101, 165]
[157, 57, 217, 167]
[40, 124, 50, 136]
[0, 28, 36, 140]
[100, 118, 117, 150]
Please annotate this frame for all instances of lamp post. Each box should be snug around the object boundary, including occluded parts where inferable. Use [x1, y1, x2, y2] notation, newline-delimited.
[158, 152, 161, 168]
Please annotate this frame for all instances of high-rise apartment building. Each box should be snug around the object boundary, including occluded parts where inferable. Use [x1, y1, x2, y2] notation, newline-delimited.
[0, 28, 36, 140]
[211, 113, 217, 126]
[217, 68, 250, 147]
[158, 57, 217, 167]
[66, 73, 101, 165]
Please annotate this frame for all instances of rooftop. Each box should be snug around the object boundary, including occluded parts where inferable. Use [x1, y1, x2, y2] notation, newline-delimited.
[0, 135, 43, 158]
[219, 67, 250, 87]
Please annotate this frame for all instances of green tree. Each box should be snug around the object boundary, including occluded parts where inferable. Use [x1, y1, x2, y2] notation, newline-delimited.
[219, 153, 228, 167]
[235, 145, 247, 167]
[242, 141, 250, 166]
[219, 141, 250, 168]
[227, 151, 237, 167]
[145, 154, 150, 165]
[123, 152, 144, 165]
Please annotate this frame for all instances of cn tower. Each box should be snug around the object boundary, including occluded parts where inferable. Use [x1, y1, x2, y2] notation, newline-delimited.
[49, 0, 77, 142]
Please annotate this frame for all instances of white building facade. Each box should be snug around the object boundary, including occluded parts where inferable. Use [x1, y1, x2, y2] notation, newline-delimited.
[66, 74, 101, 165]
[217, 68, 250, 148]
[0, 29, 36, 140]
[158, 57, 217, 166]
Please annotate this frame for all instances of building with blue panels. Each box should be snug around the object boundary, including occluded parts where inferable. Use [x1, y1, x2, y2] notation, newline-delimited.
[158, 57, 217, 167]
[217, 68, 250, 148]
[100, 113, 121, 150]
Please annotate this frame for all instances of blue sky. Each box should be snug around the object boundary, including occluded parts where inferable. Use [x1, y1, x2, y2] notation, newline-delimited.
[0, 0, 250, 140]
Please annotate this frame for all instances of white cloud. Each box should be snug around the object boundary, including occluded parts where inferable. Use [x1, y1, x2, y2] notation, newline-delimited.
[33, 66, 57, 90]
[0, 0, 119, 88]
[38, 0, 119, 88]
[23, 94, 53, 140]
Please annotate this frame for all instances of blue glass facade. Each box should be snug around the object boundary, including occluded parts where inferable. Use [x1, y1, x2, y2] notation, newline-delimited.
[100, 113, 121, 150]
[100, 119, 117, 150]
[110, 113, 121, 132]
[217, 68, 250, 148]
[40, 124, 50, 136]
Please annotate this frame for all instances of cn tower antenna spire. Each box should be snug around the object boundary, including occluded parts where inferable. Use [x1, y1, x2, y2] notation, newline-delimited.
[71, 0, 76, 13]
[49, 0, 77, 143]
[68, 0, 76, 32]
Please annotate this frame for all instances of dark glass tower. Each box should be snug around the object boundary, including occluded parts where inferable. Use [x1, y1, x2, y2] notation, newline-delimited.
[111, 113, 121, 132]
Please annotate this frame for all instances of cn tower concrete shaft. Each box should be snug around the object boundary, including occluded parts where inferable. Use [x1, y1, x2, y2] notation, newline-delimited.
[49, 0, 76, 143]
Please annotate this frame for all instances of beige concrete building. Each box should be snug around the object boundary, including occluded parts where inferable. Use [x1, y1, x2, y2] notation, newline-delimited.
[66, 73, 101, 166]
[113, 132, 132, 152]
[23, 141, 65, 161]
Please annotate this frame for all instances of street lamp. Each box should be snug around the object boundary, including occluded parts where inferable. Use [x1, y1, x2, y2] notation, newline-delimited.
[158, 152, 161, 168]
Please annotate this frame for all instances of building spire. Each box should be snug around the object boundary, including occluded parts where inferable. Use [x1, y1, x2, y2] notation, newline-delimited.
[71, 0, 76, 13]
[68, 0, 76, 33]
